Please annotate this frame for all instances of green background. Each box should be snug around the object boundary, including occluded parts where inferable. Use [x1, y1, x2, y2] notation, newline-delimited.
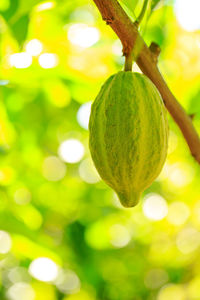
[0, 0, 200, 299]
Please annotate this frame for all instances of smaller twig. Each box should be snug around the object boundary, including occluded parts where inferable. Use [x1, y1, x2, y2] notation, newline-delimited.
[136, 0, 148, 26]
[149, 42, 161, 63]
[189, 113, 195, 120]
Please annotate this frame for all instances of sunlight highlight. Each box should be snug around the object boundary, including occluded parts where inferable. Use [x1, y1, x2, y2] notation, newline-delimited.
[68, 23, 100, 48]
[36, 1, 55, 11]
[42, 156, 66, 181]
[9, 53, 32, 69]
[14, 187, 31, 205]
[167, 202, 190, 226]
[168, 131, 178, 154]
[25, 39, 43, 56]
[158, 284, 185, 300]
[0, 80, 9, 86]
[143, 194, 168, 221]
[8, 267, 30, 283]
[109, 224, 131, 248]
[55, 269, 81, 294]
[144, 268, 168, 289]
[58, 139, 84, 163]
[29, 257, 58, 282]
[0, 230, 12, 254]
[79, 158, 100, 184]
[7, 282, 35, 300]
[77, 102, 92, 130]
[174, 0, 200, 31]
[168, 163, 194, 187]
[176, 227, 200, 254]
[112, 40, 122, 56]
[39, 53, 58, 69]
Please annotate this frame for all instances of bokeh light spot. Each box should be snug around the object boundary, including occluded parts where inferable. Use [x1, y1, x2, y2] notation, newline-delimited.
[8, 267, 31, 283]
[187, 277, 200, 299]
[25, 39, 43, 56]
[109, 224, 131, 248]
[174, 0, 200, 31]
[144, 268, 168, 289]
[36, 1, 55, 11]
[19, 205, 43, 230]
[158, 284, 186, 300]
[176, 227, 200, 254]
[42, 156, 66, 181]
[0, 230, 12, 254]
[7, 282, 35, 300]
[168, 163, 194, 187]
[70, 8, 95, 24]
[143, 194, 168, 221]
[167, 202, 190, 226]
[58, 139, 84, 163]
[14, 187, 31, 205]
[55, 269, 81, 294]
[9, 53, 32, 69]
[38, 53, 58, 69]
[77, 102, 92, 130]
[168, 131, 178, 154]
[79, 158, 100, 184]
[0, 80, 9, 85]
[68, 23, 100, 48]
[29, 257, 58, 282]
[112, 40, 122, 56]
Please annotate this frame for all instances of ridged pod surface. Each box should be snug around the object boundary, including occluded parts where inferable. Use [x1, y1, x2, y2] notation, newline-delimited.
[89, 71, 168, 207]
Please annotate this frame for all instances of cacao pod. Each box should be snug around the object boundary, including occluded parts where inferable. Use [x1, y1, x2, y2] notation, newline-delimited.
[89, 71, 168, 207]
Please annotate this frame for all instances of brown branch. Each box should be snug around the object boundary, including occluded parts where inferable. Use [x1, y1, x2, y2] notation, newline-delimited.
[93, 0, 200, 164]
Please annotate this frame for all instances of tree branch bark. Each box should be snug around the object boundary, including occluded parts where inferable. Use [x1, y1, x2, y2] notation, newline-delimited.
[93, 0, 200, 164]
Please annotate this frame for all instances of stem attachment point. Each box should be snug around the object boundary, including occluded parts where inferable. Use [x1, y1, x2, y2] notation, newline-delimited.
[124, 54, 133, 71]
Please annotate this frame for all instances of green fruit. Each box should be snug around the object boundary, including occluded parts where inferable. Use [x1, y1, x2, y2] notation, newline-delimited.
[89, 71, 168, 207]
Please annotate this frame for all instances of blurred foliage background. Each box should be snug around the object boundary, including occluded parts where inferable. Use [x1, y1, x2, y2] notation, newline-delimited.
[0, 0, 200, 299]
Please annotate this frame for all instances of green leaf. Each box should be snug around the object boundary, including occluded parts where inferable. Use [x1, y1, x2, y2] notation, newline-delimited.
[119, 0, 139, 12]
[1, 0, 41, 22]
[16, 0, 41, 17]
[11, 14, 29, 45]
[151, 0, 162, 10]
[1, 0, 18, 21]
[0, 0, 10, 11]
[118, 0, 139, 18]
